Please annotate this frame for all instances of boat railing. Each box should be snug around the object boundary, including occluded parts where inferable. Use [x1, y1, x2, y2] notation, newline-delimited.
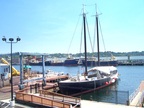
[129, 86, 140, 103]
[46, 70, 64, 77]
[15, 90, 72, 108]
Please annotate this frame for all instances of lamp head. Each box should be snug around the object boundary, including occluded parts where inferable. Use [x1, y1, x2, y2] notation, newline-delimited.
[2, 36, 6, 41]
[9, 38, 14, 41]
[16, 37, 21, 42]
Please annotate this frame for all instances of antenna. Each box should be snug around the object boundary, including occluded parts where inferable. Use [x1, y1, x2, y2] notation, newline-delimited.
[95, 3, 102, 16]
[95, 4, 98, 16]
[83, 4, 86, 14]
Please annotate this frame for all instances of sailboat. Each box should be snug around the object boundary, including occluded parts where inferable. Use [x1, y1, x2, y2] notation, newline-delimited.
[58, 5, 118, 96]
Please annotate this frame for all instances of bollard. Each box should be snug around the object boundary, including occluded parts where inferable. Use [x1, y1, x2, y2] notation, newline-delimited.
[127, 100, 129, 106]
[90, 95, 93, 101]
[30, 85, 32, 93]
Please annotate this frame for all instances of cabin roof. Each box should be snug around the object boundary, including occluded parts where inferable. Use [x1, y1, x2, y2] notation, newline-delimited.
[88, 66, 117, 74]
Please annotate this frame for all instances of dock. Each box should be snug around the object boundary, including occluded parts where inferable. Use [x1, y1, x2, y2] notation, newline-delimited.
[0, 85, 138, 108]
[15, 89, 80, 108]
[0, 80, 143, 108]
[118, 59, 144, 66]
[129, 81, 144, 107]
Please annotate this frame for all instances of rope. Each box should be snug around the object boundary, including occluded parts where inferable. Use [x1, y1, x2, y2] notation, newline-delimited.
[67, 9, 83, 54]
[99, 19, 114, 59]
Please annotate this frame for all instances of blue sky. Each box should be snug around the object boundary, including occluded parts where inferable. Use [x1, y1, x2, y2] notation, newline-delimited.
[0, 0, 144, 54]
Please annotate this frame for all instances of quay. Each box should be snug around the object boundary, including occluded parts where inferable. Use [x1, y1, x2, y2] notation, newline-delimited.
[129, 81, 144, 107]
[118, 59, 144, 66]
[0, 87, 140, 108]
[117, 55, 144, 66]
[0, 80, 80, 108]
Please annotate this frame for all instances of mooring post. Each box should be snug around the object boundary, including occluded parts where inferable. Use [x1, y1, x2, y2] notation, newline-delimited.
[30, 85, 32, 93]
[19, 54, 25, 90]
[42, 55, 46, 86]
[127, 91, 130, 105]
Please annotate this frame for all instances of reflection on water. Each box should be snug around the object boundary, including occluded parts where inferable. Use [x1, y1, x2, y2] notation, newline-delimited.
[80, 81, 129, 105]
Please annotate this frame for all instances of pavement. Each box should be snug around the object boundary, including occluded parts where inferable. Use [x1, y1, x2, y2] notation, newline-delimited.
[0, 100, 30, 108]
[81, 100, 140, 108]
[130, 81, 144, 106]
[0, 85, 32, 108]
[0, 99, 141, 108]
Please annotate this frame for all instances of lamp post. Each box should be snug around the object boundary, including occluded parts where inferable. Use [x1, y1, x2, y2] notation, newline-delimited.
[2, 36, 21, 107]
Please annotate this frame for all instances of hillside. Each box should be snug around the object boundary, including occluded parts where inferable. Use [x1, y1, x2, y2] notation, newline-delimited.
[48, 51, 144, 58]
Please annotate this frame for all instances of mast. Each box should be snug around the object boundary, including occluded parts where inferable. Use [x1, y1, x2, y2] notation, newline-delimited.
[83, 5, 88, 76]
[95, 5, 100, 66]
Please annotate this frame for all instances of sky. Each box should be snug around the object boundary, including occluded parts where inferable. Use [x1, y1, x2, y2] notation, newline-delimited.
[0, 0, 144, 54]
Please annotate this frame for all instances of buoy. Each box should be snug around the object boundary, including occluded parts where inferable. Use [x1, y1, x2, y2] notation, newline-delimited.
[105, 82, 109, 85]
[111, 78, 115, 83]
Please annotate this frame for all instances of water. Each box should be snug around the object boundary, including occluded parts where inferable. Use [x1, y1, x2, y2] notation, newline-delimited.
[117, 66, 144, 93]
[14, 65, 144, 104]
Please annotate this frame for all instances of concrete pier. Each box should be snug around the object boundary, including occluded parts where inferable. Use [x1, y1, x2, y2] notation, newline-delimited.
[0, 99, 139, 108]
[81, 100, 137, 108]
[129, 81, 144, 107]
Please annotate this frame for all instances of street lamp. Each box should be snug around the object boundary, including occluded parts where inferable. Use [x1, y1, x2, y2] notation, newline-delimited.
[2, 36, 21, 107]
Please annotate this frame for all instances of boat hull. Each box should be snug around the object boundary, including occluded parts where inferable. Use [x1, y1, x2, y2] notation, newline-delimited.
[64, 59, 79, 66]
[29, 60, 118, 66]
[58, 77, 111, 95]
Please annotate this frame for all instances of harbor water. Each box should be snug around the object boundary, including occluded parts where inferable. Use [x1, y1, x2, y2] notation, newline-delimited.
[14, 64, 144, 104]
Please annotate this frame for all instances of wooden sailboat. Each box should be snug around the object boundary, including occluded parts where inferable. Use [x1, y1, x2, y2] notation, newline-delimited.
[58, 5, 118, 96]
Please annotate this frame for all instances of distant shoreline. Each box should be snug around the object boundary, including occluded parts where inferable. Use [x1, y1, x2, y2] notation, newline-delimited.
[46, 51, 144, 58]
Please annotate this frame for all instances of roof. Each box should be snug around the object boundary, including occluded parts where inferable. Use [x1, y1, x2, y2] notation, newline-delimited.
[88, 66, 117, 74]
[0, 63, 9, 66]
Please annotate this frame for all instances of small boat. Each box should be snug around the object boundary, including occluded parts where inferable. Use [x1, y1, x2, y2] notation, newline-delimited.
[58, 5, 119, 95]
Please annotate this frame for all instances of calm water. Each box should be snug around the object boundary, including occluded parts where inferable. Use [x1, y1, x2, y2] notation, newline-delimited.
[14, 65, 144, 103]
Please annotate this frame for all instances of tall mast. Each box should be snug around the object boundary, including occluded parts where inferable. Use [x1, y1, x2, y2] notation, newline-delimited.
[95, 4, 100, 66]
[83, 4, 88, 75]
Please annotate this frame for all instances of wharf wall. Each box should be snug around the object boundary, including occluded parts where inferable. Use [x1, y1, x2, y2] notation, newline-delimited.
[118, 59, 144, 66]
